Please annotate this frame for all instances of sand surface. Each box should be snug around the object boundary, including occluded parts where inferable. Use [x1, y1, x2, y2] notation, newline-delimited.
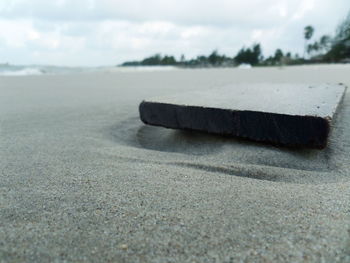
[1, 65, 350, 262]
[144, 83, 346, 117]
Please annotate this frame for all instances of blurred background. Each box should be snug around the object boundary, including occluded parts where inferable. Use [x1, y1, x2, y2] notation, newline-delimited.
[0, 0, 349, 70]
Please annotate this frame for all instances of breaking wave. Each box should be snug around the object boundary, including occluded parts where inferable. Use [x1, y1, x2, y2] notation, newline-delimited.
[0, 67, 45, 76]
[0, 64, 93, 76]
[0, 64, 179, 76]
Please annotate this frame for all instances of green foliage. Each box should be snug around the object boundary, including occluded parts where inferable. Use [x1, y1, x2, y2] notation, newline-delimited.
[304, 25, 314, 40]
[303, 25, 315, 58]
[121, 54, 178, 66]
[324, 42, 350, 62]
[307, 42, 319, 54]
[320, 35, 331, 47]
[120, 13, 350, 68]
[324, 12, 350, 62]
[121, 50, 234, 67]
[260, 49, 291, 66]
[274, 49, 283, 61]
[208, 50, 223, 65]
[161, 55, 177, 65]
[335, 13, 350, 42]
[141, 54, 163, 65]
[319, 35, 332, 53]
[234, 44, 262, 65]
[121, 61, 141, 66]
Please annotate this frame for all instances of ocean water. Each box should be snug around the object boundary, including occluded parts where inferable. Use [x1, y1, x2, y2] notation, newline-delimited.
[0, 64, 102, 76]
[0, 64, 178, 76]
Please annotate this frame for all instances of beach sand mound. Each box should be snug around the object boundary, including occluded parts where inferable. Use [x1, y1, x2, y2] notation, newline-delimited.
[1, 65, 350, 262]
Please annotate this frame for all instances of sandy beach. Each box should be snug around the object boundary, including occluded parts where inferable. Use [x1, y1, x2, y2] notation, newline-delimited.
[1, 65, 350, 262]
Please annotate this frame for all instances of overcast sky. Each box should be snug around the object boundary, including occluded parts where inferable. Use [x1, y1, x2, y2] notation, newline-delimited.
[0, 0, 349, 66]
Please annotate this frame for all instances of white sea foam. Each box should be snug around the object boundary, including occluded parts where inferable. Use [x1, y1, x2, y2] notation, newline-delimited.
[0, 64, 179, 76]
[0, 67, 45, 76]
[237, 63, 252, 69]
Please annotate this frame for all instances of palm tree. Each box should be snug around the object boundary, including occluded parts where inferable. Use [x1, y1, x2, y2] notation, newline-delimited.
[304, 25, 314, 58]
[319, 35, 331, 54]
[307, 42, 320, 57]
[325, 12, 350, 62]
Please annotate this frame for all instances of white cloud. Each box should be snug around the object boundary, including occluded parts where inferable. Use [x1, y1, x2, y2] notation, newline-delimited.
[0, 0, 348, 66]
[0, 0, 302, 26]
[292, 0, 315, 20]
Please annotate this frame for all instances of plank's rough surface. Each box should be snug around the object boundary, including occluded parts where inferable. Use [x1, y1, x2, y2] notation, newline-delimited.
[139, 83, 347, 148]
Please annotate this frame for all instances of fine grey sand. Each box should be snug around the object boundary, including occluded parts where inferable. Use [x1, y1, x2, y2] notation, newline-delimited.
[1, 65, 350, 262]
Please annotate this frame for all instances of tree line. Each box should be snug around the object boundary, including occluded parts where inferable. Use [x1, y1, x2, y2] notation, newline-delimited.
[121, 12, 350, 67]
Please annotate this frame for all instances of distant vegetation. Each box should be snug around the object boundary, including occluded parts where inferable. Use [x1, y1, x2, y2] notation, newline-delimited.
[121, 12, 350, 67]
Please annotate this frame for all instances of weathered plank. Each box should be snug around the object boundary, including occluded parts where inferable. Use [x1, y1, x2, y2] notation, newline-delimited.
[139, 83, 347, 149]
